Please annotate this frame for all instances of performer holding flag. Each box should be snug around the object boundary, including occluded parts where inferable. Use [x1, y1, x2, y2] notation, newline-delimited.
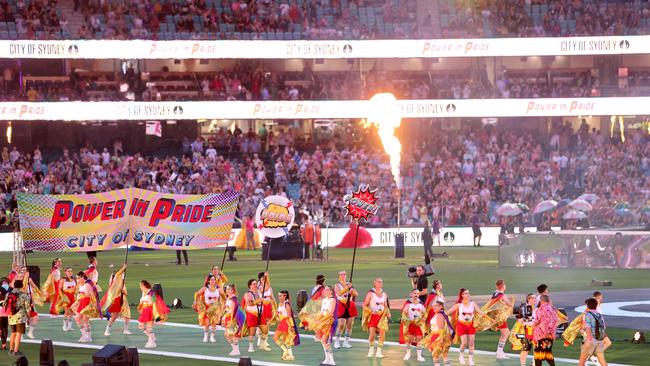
[56, 267, 77, 332]
[333, 270, 358, 349]
[100, 264, 131, 336]
[85, 256, 102, 292]
[256, 271, 276, 351]
[138, 280, 169, 348]
[274, 290, 300, 361]
[194, 275, 223, 343]
[423, 301, 454, 366]
[72, 272, 99, 343]
[42, 258, 62, 315]
[399, 289, 427, 361]
[481, 279, 514, 360]
[222, 284, 246, 356]
[362, 277, 391, 359]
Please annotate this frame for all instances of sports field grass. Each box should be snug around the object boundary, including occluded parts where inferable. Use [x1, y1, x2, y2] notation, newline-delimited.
[0, 247, 648, 365]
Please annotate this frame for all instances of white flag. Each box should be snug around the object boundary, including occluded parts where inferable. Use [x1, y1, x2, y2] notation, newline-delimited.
[146, 121, 162, 137]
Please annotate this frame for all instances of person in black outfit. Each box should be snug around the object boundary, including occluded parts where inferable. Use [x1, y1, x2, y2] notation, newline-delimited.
[176, 250, 189, 265]
[0, 277, 10, 350]
[412, 264, 433, 304]
[422, 220, 434, 258]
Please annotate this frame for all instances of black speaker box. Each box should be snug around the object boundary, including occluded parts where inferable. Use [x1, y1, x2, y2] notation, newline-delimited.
[92, 344, 129, 366]
[27, 265, 41, 288]
[40, 339, 54, 366]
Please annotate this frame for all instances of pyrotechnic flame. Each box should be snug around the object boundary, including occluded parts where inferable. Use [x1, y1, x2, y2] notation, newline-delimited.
[367, 93, 402, 189]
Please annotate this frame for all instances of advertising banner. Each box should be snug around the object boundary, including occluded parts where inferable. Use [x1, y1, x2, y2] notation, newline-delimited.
[2, 97, 650, 121]
[0, 36, 646, 59]
[17, 189, 239, 252]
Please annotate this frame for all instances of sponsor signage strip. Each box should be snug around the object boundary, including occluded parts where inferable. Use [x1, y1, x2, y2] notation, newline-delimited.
[1, 97, 649, 120]
[0, 36, 641, 59]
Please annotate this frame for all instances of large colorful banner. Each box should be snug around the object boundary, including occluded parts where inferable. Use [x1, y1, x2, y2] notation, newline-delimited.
[17, 189, 239, 252]
[0, 36, 645, 59]
[3, 97, 650, 121]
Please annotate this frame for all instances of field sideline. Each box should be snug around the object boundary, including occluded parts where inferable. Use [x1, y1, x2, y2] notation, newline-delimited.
[0, 247, 648, 365]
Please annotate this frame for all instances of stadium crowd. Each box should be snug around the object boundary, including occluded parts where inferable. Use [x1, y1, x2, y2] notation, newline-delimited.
[2, 0, 650, 40]
[1, 120, 648, 230]
[3, 64, 598, 102]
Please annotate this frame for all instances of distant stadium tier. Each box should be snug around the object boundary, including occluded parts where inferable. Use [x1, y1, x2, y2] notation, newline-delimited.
[0, 36, 643, 59]
[1, 98, 650, 120]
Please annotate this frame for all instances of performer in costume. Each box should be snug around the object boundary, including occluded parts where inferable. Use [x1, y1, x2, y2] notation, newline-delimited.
[333, 270, 358, 349]
[17, 267, 45, 340]
[138, 280, 169, 348]
[447, 288, 491, 366]
[311, 274, 326, 299]
[274, 290, 300, 361]
[234, 217, 262, 250]
[362, 277, 391, 359]
[256, 272, 276, 350]
[71, 272, 99, 343]
[100, 264, 131, 336]
[222, 284, 246, 356]
[509, 293, 537, 366]
[85, 256, 102, 292]
[399, 289, 427, 362]
[532, 295, 558, 366]
[42, 258, 62, 315]
[425, 280, 445, 325]
[243, 279, 265, 352]
[482, 279, 514, 360]
[423, 301, 454, 366]
[301, 285, 337, 365]
[336, 219, 373, 248]
[57, 267, 77, 332]
[193, 275, 223, 343]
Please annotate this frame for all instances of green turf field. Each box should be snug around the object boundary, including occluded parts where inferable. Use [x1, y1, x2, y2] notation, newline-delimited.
[0, 247, 648, 365]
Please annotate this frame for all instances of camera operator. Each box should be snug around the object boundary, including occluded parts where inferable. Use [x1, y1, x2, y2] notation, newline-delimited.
[411, 257, 434, 304]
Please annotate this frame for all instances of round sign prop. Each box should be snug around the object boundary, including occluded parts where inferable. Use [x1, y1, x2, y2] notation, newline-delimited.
[255, 195, 295, 238]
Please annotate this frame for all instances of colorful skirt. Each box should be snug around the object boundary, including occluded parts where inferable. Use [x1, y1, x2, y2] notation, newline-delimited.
[336, 300, 358, 318]
[56, 290, 76, 315]
[138, 305, 154, 323]
[73, 296, 99, 318]
[423, 329, 452, 358]
[275, 315, 297, 346]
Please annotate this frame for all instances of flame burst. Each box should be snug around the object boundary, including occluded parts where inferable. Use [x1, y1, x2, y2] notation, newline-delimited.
[367, 93, 402, 189]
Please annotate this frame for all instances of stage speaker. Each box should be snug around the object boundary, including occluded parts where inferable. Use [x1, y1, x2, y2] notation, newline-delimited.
[40, 339, 54, 366]
[128, 348, 139, 366]
[153, 283, 164, 300]
[296, 290, 308, 312]
[92, 344, 129, 366]
[238, 357, 253, 366]
[394, 233, 405, 258]
[27, 265, 41, 288]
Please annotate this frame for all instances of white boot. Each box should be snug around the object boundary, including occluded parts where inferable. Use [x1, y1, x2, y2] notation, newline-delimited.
[78, 328, 87, 343]
[203, 332, 209, 343]
[417, 348, 426, 362]
[229, 342, 240, 356]
[248, 342, 255, 353]
[123, 323, 132, 335]
[259, 337, 271, 351]
[145, 333, 156, 348]
[333, 336, 341, 349]
[62, 319, 67, 331]
[468, 355, 475, 366]
[376, 347, 384, 358]
[327, 351, 336, 365]
[26, 326, 35, 339]
[210, 332, 216, 343]
[86, 327, 92, 342]
[104, 323, 112, 336]
[66, 319, 74, 332]
[367, 346, 375, 358]
[404, 347, 412, 361]
[342, 337, 352, 348]
[496, 350, 509, 359]
[459, 352, 466, 365]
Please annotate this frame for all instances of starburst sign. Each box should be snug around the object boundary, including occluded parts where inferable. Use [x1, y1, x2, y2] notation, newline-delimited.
[343, 185, 380, 222]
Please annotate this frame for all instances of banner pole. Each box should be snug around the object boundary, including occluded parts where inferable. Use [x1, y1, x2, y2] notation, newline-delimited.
[345, 220, 361, 313]
[220, 240, 229, 270]
[258, 236, 273, 322]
